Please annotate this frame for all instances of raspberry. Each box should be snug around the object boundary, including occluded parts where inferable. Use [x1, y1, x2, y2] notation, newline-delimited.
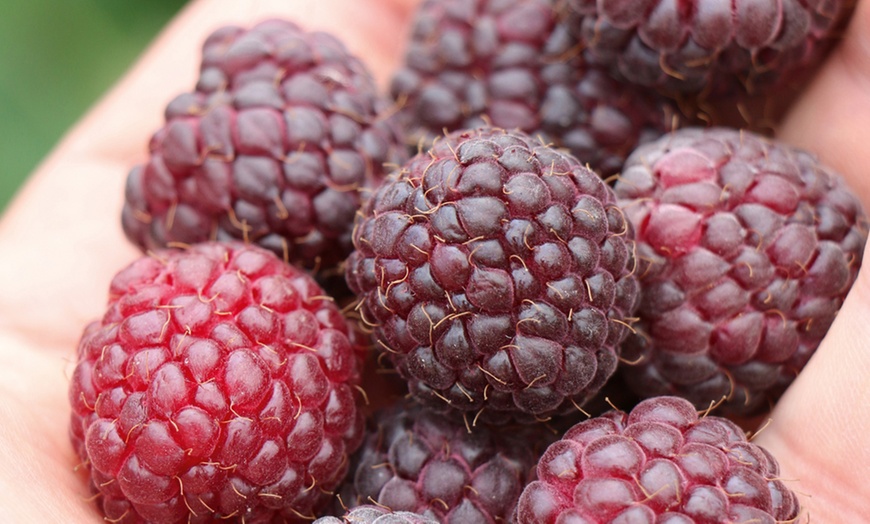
[345, 127, 639, 423]
[517, 396, 801, 523]
[122, 19, 406, 275]
[68, 242, 364, 523]
[564, 0, 854, 97]
[390, 0, 680, 176]
[339, 400, 547, 523]
[613, 127, 867, 414]
[314, 505, 439, 524]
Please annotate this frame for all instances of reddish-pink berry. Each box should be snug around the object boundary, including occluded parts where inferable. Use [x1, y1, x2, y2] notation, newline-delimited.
[614, 127, 867, 414]
[517, 396, 801, 523]
[68, 242, 364, 523]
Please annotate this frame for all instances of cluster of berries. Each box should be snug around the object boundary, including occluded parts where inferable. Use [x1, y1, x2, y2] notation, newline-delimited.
[67, 2, 865, 523]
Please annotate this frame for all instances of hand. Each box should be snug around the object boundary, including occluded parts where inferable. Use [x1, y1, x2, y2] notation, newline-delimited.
[751, 2, 870, 521]
[0, 0, 867, 521]
[0, 0, 416, 520]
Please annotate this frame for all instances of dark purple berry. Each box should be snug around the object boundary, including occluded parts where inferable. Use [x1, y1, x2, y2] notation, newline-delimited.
[340, 400, 549, 523]
[346, 127, 639, 422]
[565, 0, 855, 97]
[391, 0, 680, 176]
[315, 505, 439, 524]
[122, 19, 406, 276]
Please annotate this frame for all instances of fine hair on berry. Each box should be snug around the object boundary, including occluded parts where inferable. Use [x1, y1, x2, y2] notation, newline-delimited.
[68, 242, 365, 523]
[517, 396, 801, 523]
[390, 0, 681, 176]
[614, 126, 867, 414]
[122, 19, 407, 276]
[346, 127, 640, 423]
[338, 399, 549, 523]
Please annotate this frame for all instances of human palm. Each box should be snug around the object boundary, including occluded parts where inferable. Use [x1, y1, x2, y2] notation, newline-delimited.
[0, 0, 868, 521]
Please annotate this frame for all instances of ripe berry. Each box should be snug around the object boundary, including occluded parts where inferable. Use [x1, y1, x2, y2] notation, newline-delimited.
[314, 505, 438, 524]
[339, 400, 547, 523]
[346, 127, 639, 423]
[391, 0, 680, 175]
[564, 0, 854, 97]
[614, 127, 867, 414]
[122, 19, 406, 275]
[517, 396, 801, 523]
[68, 242, 364, 523]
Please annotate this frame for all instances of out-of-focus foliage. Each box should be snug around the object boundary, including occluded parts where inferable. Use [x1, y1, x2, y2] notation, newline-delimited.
[0, 0, 186, 212]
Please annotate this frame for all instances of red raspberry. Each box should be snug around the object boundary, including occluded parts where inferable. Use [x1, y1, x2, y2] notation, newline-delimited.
[122, 19, 406, 276]
[345, 127, 639, 423]
[68, 242, 364, 523]
[614, 127, 867, 414]
[517, 396, 801, 523]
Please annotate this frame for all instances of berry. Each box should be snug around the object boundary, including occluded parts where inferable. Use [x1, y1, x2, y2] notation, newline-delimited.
[68, 242, 364, 523]
[613, 127, 867, 414]
[339, 400, 547, 523]
[564, 0, 854, 97]
[314, 505, 439, 524]
[517, 396, 801, 523]
[390, 0, 680, 176]
[122, 19, 406, 275]
[345, 127, 639, 422]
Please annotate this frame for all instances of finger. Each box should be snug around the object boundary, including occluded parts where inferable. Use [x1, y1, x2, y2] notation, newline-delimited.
[0, 334, 98, 522]
[753, 249, 870, 522]
[777, 0, 870, 208]
[0, 0, 417, 350]
[756, 3, 870, 519]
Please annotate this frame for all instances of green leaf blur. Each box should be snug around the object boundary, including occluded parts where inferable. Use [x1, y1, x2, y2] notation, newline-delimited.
[0, 0, 185, 212]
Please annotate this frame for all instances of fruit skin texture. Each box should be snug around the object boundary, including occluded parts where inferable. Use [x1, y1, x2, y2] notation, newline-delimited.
[313, 505, 439, 524]
[517, 396, 801, 523]
[345, 127, 639, 423]
[338, 400, 546, 524]
[122, 19, 406, 275]
[614, 127, 867, 414]
[565, 0, 854, 97]
[390, 0, 679, 176]
[68, 242, 364, 523]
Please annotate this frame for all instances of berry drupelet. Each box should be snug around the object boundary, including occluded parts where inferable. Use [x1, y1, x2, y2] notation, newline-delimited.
[68, 242, 364, 523]
[517, 396, 801, 523]
[390, 0, 680, 176]
[564, 0, 855, 98]
[614, 127, 867, 414]
[346, 127, 639, 423]
[122, 20, 406, 276]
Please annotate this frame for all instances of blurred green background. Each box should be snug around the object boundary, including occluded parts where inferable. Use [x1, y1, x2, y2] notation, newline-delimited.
[0, 0, 187, 213]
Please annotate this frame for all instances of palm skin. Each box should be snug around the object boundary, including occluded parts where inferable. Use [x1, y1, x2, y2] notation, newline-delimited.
[0, 0, 867, 521]
[0, 1, 415, 520]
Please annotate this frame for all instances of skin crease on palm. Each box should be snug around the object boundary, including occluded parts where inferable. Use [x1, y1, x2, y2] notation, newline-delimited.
[0, 0, 867, 521]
